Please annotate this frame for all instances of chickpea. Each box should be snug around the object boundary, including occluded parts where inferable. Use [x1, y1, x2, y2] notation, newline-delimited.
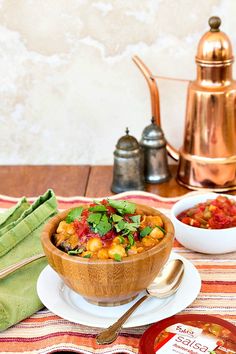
[142, 236, 157, 248]
[67, 233, 79, 249]
[140, 215, 163, 229]
[56, 221, 68, 234]
[56, 220, 75, 235]
[151, 216, 163, 227]
[97, 248, 109, 259]
[112, 236, 127, 246]
[150, 227, 164, 239]
[127, 246, 138, 256]
[66, 223, 75, 235]
[112, 236, 122, 245]
[108, 244, 127, 260]
[87, 237, 103, 252]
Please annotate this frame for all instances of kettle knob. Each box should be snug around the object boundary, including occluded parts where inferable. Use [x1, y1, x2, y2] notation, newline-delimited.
[209, 16, 221, 32]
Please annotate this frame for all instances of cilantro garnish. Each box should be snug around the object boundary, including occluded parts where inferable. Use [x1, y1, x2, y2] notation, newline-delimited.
[68, 247, 84, 255]
[114, 220, 126, 233]
[140, 226, 153, 238]
[108, 200, 136, 215]
[125, 244, 131, 251]
[130, 215, 141, 223]
[112, 214, 123, 222]
[87, 213, 101, 225]
[114, 253, 122, 262]
[128, 234, 135, 246]
[66, 207, 83, 223]
[115, 221, 139, 235]
[121, 222, 140, 235]
[89, 205, 107, 212]
[83, 253, 91, 258]
[95, 214, 112, 236]
[118, 235, 125, 244]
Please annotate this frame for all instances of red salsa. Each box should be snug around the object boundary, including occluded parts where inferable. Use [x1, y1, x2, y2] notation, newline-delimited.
[177, 195, 236, 229]
[139, 314, 236, 354]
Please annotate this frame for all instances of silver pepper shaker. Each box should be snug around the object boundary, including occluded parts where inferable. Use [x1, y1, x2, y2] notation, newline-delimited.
[140, 118, 171, 184]
[111, 128, 144, 193]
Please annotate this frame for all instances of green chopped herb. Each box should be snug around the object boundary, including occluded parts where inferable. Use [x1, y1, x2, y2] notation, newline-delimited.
[125, 244, 131, 251]
[118, 235, 125, 244]
[130, 215, 141, 224]
[89, 205, 107, 212]
[96, 214, 112, 236]
[156, 225, 166, 234]
[83, 253, 91, 258]
[128, 234, 135, 246]
[115, 220, 126, 232]
[140, 226, 153, 238]
[68, 247, 84, 255]
[112, 214, 123, 223]
[87, 213, 102, 225]
[66, 207, 83, 223]
[114, 253, 122, 262]
[121, 222, 139, 235]
[108, 200, 136, 215]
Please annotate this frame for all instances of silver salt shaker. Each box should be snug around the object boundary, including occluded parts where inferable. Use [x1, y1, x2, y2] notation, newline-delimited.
[140, 118, 171, 184]
[111, 128, 144, 193]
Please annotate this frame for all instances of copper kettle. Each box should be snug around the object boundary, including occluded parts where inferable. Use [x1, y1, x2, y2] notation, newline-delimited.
[133, 16, 236, 191]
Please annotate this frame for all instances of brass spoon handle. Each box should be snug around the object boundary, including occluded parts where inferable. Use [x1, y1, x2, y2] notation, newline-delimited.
[96, 293, 149, 345]
[0, 253, 46, 280]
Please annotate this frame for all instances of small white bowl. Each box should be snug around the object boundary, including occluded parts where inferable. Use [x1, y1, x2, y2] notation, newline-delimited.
[171, 193, 236, 254]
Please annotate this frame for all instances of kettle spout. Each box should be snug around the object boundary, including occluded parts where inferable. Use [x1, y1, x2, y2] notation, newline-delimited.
[132, 55, 179, 161]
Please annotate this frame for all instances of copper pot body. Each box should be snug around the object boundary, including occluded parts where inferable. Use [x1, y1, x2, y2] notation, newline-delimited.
[133, 17, 236, 191]
[177, 64, 236, 191]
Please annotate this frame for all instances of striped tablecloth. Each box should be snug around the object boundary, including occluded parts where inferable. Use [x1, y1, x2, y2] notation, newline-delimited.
[0, 191, 235, 354]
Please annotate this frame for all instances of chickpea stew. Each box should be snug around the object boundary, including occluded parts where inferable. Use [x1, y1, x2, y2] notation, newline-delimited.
[53, 199, 166, 261]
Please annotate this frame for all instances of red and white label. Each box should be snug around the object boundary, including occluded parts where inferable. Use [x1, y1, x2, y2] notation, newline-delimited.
[155, 323, 218, 354]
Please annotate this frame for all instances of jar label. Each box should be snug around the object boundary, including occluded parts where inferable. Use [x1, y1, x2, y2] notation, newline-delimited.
[154, 323, 219, 353]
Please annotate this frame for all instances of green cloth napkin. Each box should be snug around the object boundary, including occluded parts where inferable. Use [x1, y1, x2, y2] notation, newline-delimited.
[0, 189, 58, 331]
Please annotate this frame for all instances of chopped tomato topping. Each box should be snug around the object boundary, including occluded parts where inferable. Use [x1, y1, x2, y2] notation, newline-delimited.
[177, 196, 236, 229]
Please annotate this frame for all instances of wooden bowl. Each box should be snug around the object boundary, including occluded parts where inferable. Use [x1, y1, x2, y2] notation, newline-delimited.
[41, 203, 174, 306]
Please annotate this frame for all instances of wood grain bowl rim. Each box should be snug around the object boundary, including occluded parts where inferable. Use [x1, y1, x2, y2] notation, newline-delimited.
[41, 203, 175, 265]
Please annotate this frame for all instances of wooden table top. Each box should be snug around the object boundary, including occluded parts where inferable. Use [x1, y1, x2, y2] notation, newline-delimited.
[0, 165, 235, 198]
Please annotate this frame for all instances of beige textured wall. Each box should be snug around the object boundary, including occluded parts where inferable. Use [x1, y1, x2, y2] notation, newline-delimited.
[0, 0, 235, 164]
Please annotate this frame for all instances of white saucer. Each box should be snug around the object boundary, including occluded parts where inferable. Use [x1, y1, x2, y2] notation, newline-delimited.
[37, 252, 201, 328]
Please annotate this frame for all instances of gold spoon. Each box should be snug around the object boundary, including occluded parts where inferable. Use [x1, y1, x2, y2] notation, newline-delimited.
[96, 258, 184, 345]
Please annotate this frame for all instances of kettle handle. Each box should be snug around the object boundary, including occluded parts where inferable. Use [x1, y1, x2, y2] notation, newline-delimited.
[132, 55, 179, 161]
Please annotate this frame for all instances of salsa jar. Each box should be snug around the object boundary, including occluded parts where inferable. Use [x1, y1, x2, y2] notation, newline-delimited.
[139, 314, 236, 354]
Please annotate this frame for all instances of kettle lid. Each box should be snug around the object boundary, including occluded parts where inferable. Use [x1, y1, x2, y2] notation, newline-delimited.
[196, 16, 234, 66]
[116, 128, 139, 151]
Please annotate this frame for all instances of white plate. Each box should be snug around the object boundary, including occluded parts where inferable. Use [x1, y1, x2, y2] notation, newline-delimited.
[37, 252, 201, 328]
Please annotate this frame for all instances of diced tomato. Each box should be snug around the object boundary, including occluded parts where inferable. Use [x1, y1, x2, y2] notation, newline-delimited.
[74, 218, 89, 238]
[106, 205, 116, 215]
[181, 217, 192, 225]
[177, 195, 236, 229]
[101, 229, 116, 240]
